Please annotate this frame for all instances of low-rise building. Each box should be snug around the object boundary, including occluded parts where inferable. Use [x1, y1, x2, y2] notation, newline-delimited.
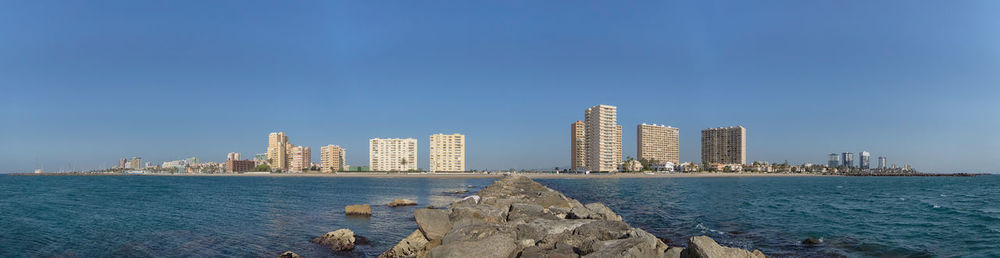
[225, 159, 255, 173]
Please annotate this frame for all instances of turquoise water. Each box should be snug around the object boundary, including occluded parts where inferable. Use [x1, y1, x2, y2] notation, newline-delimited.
[1, 175, 998, 257]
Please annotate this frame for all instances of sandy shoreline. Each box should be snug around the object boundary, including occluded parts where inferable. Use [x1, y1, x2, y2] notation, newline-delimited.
[122, 172, 836, 179]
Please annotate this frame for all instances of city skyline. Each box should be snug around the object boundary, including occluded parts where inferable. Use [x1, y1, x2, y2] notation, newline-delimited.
[2, 1, 998, 173]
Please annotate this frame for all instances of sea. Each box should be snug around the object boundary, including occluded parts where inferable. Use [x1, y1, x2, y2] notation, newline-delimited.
[0, 175, 997, 257]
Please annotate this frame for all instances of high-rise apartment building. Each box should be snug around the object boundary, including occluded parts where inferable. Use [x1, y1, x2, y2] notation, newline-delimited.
[119, 158, 127, 169]
[429, 133, 466, 172]
[369, 138, 418, 172]
[584, 105, 622, 172]
[320, 145, 346, 173]
[227, 152, 241, 161]
[289, 146, 311, 172]
[637, 123, 680, 165]
[828, 153, 841, 167]
[127, 157, 142, 169]
[878, 156, 888, 169]
[570, 121, 586, 171]
[700, 126, 747, 164]
[859, 151, 871, 169]
[842, 152, 854, 168]
[267, 132, 290, 171]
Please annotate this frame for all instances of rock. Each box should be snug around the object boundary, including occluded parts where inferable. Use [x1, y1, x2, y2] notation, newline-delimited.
[449, 204, 507, 227]
[802, 237, 821, 245]
[312, 229, 357, 252]
[580, 228, 668, 257]
[507, 203, 559, 223]
[467, 185, 475, 188]
[430, 223, 520, 258]
[681, 235, 764, 258]
[415, 208, 452, 241]
[567, 206, 599, 219]
[345, 204, 372, 216]
[665, 247, 684, 258]
[278, 251, 301, 258]
[389, 198, 418, 207]
[573, 220, 632, 241]
[379, 229, 430, 258]
[584, 202, 623, 221]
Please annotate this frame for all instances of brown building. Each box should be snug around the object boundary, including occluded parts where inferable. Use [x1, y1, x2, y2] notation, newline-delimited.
[570, 120, 586, 171]
[701, 126, 747, 165]
[637, 123, 679, 165]
[225, 159, 256, 173]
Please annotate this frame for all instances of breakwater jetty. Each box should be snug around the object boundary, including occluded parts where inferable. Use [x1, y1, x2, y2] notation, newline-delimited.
[376, 175, 764, 258]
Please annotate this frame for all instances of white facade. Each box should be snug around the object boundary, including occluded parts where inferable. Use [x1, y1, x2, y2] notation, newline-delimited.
[429, 133, 465, 172]
[369, 138, 418, 172]
[584, 105, 622, 172]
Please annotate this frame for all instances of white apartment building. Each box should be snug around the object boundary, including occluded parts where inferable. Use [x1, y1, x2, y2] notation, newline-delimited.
[369, 138, 418, 172]
[584, 105, 622, 172]
[429, 133, 465, 172]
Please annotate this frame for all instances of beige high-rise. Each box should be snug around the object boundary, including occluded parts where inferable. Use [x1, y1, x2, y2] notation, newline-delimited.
[429, 133, 465, 172]
[637, 123, 679, 165]
[289, 146, 311, 172]
[701, 126, 747, 165]
[267, 132, 290, 171]
[570, 121, 586, 171]
[369, 138, 418, 172]
[320, 145, 346, 172]
[584, 105, 622, 172]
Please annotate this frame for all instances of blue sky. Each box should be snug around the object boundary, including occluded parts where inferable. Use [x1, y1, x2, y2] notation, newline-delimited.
[1, 1, 998, 173]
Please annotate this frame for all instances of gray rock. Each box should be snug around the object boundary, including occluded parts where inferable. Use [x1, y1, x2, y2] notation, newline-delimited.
[508, 203, 559, 223]
[312, 229, 357, 252]
[567, 206, 599, 219]
[520, 244, 580, 258]
[680, 235, 765, 258]
[449, 204, 507, 228]
[378, 229, 430, 258]
[573, 220, 632, 241]
[414, 208, 452, 241]
[389, 198, 418, 207]
[802, 237, 820, 245]
[431, 223, 519, 258]
[584, 202, 623, 221]
[278, 251, 301, 258]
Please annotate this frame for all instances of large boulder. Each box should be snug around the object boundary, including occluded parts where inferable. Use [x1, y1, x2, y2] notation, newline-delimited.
[312, 229, 357, 251]
[584, 202, 623, 221]
[389, 198, 418, 207]
[415, 208, 452, 241]
[680, 236, 765, 258]
[379, 229, 431, 258]
[449, 204, 507, 227]
[429, 223, 520, 258]
[345, 204, 372, 216]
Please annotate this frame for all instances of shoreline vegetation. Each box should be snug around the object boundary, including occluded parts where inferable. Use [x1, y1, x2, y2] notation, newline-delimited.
[8, 171, 985, 178]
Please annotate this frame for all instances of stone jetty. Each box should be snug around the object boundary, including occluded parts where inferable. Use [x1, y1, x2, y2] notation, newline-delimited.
[379, 175, 765, 258]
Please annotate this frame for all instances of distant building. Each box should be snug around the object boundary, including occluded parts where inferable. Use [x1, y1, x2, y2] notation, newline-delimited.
[637, 123, 680, 165]
[841, 152, 854, 168]
[227, 152, 241, 161]
[369, 138, 418, 172]
[127, 157, 142, 170]
[584, 105, 622, 172]
[570, 121, 586, 171]
[225, 159, 255, 173]
[878, 156, 888, 169]
[185, 157, 199, 166]
[429, 133, 466, 172]
[701, 126, 747, 164]
[289, 146, 311, 172]
[267, 132, 290, 171]
[320, 145, 346, 172]
[119, 158, 128, 169]
[859, 151, 871, 169]
[828, 153, 840, 167]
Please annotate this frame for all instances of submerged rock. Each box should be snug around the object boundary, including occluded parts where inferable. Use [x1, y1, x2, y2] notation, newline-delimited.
[802, 237, 821, 245]
[390, 199, 418, 207]
[680, 235, 765, 258]
[312, 229, 358, 252]
[278, 251, 301, 258]
[345, 204, 372, 216]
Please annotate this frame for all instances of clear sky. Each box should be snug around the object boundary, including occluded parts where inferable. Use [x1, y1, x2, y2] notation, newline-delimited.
[1, 1, 998, 173]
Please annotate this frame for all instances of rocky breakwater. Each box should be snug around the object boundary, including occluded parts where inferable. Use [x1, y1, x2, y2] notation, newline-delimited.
[379, 175, 765, 258]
